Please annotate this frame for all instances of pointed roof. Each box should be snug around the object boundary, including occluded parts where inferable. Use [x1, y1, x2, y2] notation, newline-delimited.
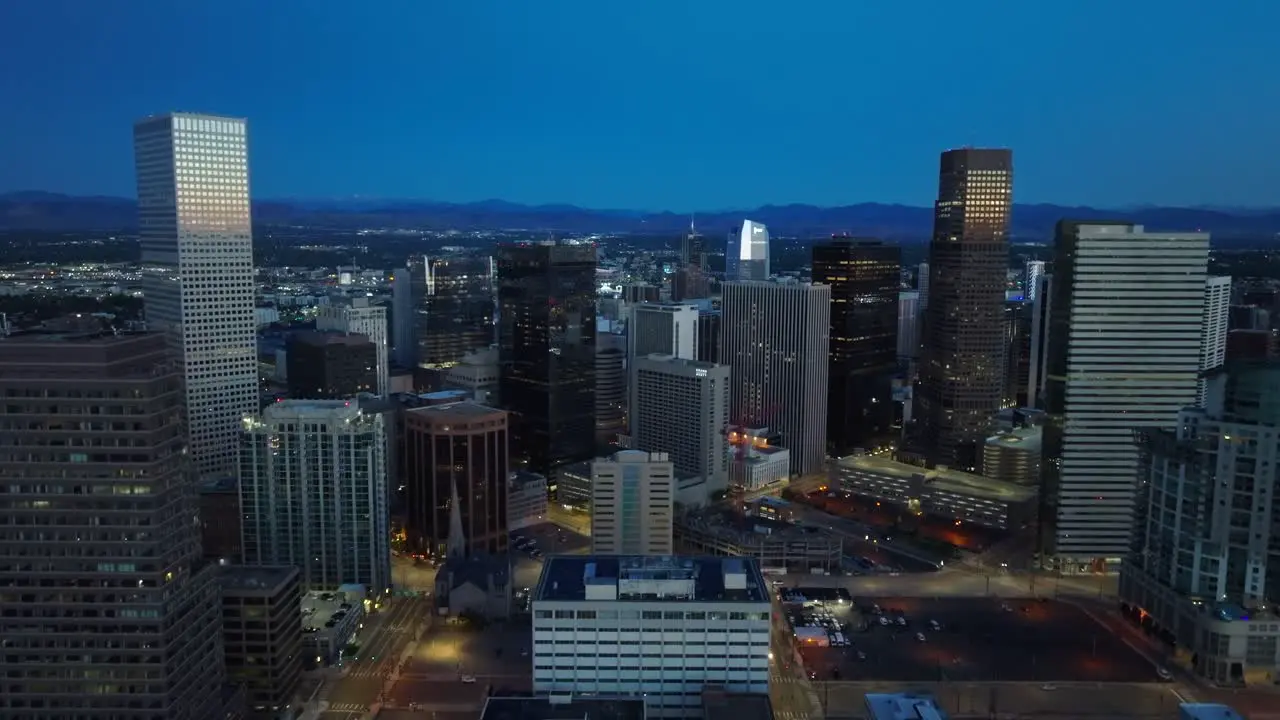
[446, 479, 467, 560]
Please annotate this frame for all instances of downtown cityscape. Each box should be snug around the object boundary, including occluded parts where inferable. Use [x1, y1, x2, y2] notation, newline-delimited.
[3, 4, 1280, 720]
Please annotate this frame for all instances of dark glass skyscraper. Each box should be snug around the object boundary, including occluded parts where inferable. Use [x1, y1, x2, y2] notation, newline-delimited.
[916, 148, 1014, 471]
[407, 254, 495, 369]
[497, 242, 597, 474]
[812, 238, 901, 456]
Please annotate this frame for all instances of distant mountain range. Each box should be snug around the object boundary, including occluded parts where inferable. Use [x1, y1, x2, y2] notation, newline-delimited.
[3, 191, 1279, 241]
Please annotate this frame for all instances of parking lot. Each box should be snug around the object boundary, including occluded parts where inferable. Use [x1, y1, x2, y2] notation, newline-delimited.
[387, 619, 534, 708]
[797, 597, 1159, 684]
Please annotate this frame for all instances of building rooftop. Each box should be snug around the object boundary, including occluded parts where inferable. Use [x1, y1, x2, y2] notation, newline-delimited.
[407, 400, 506, 420]
[985, 425, 1043, 452]
[301, 587, 364, 638]
[839, 455, 1036, 503]
[217, 565, 298, 593]
[1179, 704, 1246, 720]
[291, 330, 372, 347]
[534, 555, 768, 604]
[864, 693, 948, 720]
[480, 695, 647, 720]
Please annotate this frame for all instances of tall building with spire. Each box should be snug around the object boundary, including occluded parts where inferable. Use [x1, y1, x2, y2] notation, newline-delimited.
[915, 148, 1014, 471]
[673, 218, 710, 301]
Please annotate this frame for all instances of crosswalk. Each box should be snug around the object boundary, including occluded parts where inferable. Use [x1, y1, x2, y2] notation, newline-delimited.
[774, 712, 812, 720]
[326, 702, 367, 713]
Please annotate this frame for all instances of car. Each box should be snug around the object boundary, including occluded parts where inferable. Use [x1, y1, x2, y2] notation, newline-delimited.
[928, 620, 941, 631]
[1156, 667, 1173, 681]
[807, 670, 817, 680]
[1040, 684, 1057, 691]
[520, 648, 529, 658]
[915, 632, 926, 642]
[878, 616, 889, 626]
[895, 617, 906, 626]
[856, 650, 867, 661]
[460, 675, 477, 684]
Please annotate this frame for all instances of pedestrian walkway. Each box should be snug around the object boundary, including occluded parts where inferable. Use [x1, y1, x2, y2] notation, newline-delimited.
[775, 711, 813, 720]
[327, 703, 368, 713]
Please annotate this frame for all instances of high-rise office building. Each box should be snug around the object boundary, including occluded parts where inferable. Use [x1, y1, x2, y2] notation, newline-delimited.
[916, 148, 1014, 471]
[897, 291, 920, 361]
[1121, 364, 1280, 683]
[317, 297, 390, 396]
[401, 402, 510, 557]
[726, 220, 770, 282]
[590, 450, 676, 555]
[631, 354, 731, 491]
[917, 261, 930, 308]
[720, 281, 830, 476]
[497, 242, 597, 474]
[1026, 273, 1053, 409]
[629, 303, 699, 361]
[1041, 222, 1208, 569]
[1024, 260, 1046, 302]
[240, 400, 391, 591]
[697, 308, 721, 364]
[1199, 276, 1231, 406]
[286, 331, 378, 399]
[135, 112, 257, 481]
[812, 238, 900, 456]
[1003, 300, 1033, 408]
[217, 565, 303, 717]
[406, 255, 495, 370]
[0, 332, 227, 717]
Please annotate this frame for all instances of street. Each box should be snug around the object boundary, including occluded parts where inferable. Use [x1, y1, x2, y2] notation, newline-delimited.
[779, 565, 1114, 599]
[546, 504, 591, 535]
[318, 595, 434, 714]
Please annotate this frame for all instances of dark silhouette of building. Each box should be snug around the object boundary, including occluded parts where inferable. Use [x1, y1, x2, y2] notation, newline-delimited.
[916, 148, 1014, 471]
[402, 402, 510, 556]
[1004, 300, 1033, 408]
[0, 332, 229, 717]
[287, 331, 377, 398]
[496, 242, 597, 474]
[673, 226, 710, 301]
[199, 477, 242, 562]
[697, 309, 721, 363]
[217, 565, 302, 719]
[812, 237, 900, 456]
[405, 255, 496, 371]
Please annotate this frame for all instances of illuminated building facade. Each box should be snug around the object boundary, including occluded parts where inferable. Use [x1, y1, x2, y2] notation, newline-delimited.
[406, 254, 495, 369]
[812, 238, 901, 456]
[135, 112, 257, 481]
[916, 148, 1014, 472]
[726, 220, 770, 282]
[497, 242, 597, 474]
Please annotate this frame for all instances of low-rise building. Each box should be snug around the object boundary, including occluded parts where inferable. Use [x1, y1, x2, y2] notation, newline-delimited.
[555, 460, 593, 508]
[509, 471, 549, 530]
[728, 428, 790, 491]
[865, 693, 947, 720]
[675, 509, 842, 574]
[218, 565, 304, 718]
[480, 694, 648, 720]
[443, 346, 500, 405]
[301, 586, 365, 667]
[836, 454, 1036, 531]
[532, 555, 771, 718]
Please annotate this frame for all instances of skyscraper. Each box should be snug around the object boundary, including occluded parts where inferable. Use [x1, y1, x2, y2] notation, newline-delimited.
[1199, 276, 1231, 405]
[720, 281, 830, 476]
[672, 223, 710, 301]
[726, 220, 771, 282]
[406, 255, 495, 370]
[240, 400, 391, 591]
[1024, 260, 1046, 302]
[812, 238, 901, 456]
[317, 297, 390, 395]
[0, 332, 227, 717]
[897, 291, 921, 361]
[631, 353, 731, 491]
[497, 242, 597, 474]
[1041, 222, 1208, 569]
[135, 112, 257, 481]
[916, 148, 1014, 471]
[1026, 273, 1054, 409]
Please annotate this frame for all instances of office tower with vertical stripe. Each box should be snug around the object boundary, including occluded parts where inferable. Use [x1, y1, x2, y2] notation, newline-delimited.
[916, 148, 1014, 472]
[1041, 222, 1208, 568]
[1199, 276, 1231, 406]
[812, 238, 901, 456]
[590, 451, 675, 555]
[135, 112, 257, 481]
[720, 281, 830, 476]
[1024, 260, 1046, 302]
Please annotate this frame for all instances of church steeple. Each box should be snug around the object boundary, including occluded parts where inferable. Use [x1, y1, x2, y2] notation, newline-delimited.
[446, 479, 467, 560]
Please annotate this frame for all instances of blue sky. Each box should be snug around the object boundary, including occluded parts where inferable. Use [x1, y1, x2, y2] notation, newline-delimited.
[1, 0, 1276, 210]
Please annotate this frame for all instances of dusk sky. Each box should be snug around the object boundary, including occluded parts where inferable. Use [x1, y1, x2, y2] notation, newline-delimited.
[1, 1, 1276, 210]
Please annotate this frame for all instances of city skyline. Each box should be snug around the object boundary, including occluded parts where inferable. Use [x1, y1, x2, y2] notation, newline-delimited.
[1, 2, 1277, 209]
